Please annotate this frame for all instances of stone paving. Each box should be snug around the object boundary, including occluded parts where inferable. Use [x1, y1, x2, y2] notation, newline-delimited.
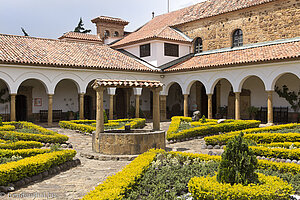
[2, 122, 222, 200]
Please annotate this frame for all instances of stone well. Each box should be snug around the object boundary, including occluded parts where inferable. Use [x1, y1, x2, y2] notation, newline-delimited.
[95, 129, 166, 155]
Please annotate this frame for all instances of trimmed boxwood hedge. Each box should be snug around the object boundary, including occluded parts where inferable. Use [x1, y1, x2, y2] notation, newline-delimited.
[250, 146, 300, 160]
[0, 149, 76, 186]
[0, 148, 51, 158]
[0, 141, 43, 150]
[188, 173, 293, 200]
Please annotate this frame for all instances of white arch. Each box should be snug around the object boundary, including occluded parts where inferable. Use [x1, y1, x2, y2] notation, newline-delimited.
[13, 72, 51, 94]
[184, 80, 209, 95]
[269, 71, 300, 91]
[82, 73, 111, 93]
[0, 71, 14, 93]
[206, 72, 235, 94]
[236, 72, 267, 92]
[51, 73, 84, 94]
[162, 81, 184, 96]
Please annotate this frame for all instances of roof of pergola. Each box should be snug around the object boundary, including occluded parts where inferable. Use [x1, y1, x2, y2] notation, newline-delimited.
[92, 79, 163, 89]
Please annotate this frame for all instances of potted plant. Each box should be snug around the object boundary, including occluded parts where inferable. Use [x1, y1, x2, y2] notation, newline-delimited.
[247, 106, 259, 120]
[275, 85, 300, 122]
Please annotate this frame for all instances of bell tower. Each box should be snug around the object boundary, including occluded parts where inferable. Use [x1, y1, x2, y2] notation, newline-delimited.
[91, 16, 129, 45]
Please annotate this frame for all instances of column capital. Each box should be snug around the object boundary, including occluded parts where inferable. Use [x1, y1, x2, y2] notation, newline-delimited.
[79, 92, 85, 96]
[48, 94, 54, 97]
[151, 87, 162, 93]
[234, 92, 241, 94]
[133, 88, 143, 96]
[93, 85, 105, 92]
[107, 87, 116, 95]
[9, 93, 17, 96]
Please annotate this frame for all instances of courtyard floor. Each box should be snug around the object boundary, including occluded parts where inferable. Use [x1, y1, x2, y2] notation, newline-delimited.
[3, 122, 223, 200]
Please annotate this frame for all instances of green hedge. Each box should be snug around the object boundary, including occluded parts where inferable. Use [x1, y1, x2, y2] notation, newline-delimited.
[245, 132, 300, 144]
[167, 119, 260, 141]
[0, 149, 50, 158]
[204, 123, 300, 145]
[0, 149, 76, 186]
[188, 173, 293, 200]
[258, 142, 300, 148]
[0, 131, 68, 144]
[0, 141, 43, 150]
[250, 146, 300, 160]
[4, 122, 56, 135]
[83, 149, 163, 200]
[59, 118, 146, 134]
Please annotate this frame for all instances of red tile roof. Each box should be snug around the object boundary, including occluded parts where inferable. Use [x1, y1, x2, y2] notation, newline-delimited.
[0, 34, 155, 72]
[112, 0, 274, 48]
[58, 32, 102, 43]
[91, 16, 129, 26]
[165, 40, 300, 72]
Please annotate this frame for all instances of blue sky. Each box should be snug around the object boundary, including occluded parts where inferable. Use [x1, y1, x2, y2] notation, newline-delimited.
[0, 0, 205, 39]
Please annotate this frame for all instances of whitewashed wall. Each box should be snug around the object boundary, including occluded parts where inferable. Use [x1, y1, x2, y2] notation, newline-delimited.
[124, 40, 191, 67]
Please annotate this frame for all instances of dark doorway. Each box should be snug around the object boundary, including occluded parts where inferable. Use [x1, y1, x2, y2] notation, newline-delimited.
[16, 95, 27, 121]
[200, 87, 217, 118]
[116, 88, 126, 119]
[84, 95, 93, 120]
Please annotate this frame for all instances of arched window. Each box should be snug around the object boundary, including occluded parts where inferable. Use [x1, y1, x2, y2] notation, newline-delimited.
[232, 29, 243, 47]
[104, 30, 110, 37]
[194, 37, 203, 53]
[114, 31, 119, 37]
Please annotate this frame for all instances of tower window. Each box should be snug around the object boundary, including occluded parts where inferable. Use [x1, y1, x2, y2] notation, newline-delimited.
[114, 31, 119, 37]
[164, 43, 179, 57]
[140, 43, 151, 57]
[232, 29, 243, 47]
[104, 30, 110, 37]
[194, 37, 203, 53]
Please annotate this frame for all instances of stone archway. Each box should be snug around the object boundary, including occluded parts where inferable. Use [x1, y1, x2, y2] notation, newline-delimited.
[167, 83, 183, 118]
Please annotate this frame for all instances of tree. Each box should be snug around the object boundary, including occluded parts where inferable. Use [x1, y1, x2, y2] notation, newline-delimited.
[217, 132, 258, 186]
[74, 17, 91, 33]
[21, 27, 29, 36]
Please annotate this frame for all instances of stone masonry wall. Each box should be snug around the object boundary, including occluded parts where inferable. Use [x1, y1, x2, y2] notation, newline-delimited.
[177, 0, 300, 51]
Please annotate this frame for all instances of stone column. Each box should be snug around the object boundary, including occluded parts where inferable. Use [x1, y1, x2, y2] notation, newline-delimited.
[160, 95, 167, 121]
[10, 94, 16, 121]
[184, 94, 189, 117]
[135, 95, 140, 118]
[93, 86, 105, 153]
[267, 91, 273, 124]
[109, 95, 114, 120]
[207, 94, 213, 119]
[48, 94, 53, 127]
[216, 83, 221, 114]
[152, 88, 161, 130]
[79, 93, 85, 120]
[235, 92, 241, 120]
[107, 88, 116, 120]
[133, 88, 142, 118]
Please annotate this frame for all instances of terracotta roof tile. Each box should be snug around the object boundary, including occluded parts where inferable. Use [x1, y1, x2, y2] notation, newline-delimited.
[58, 32, 102, 42]
[0, 34, 155, 72]
[93, 79, 163, 88]
[112, 0, 274, 48]
[91, 16, 129, 25]
[165, 40, 300, 72]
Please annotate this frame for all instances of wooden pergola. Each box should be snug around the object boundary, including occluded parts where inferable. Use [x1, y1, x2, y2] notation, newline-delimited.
[92, 79, 163, 153]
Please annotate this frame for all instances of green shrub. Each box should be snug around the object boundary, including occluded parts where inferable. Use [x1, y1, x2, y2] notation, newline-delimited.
[217, 132, 258, 185]
[0, 141, 43, 150]
[0, 148, 50, 158]
[189, 173, 294, 200]
[204, 123, 300, 145]
[103, 110, 108, 124]
[0, 149, 76, 186]
[0, 155, 23, 165]
[250, 146, 300, 160]
[167, 120, 260, 141]
[244, 132, 300, 144]
[0, 116, 2, 127]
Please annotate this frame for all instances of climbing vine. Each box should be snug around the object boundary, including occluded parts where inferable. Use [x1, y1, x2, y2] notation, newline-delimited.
[0, 88, 9, 104]
[275, 85, 300, 112]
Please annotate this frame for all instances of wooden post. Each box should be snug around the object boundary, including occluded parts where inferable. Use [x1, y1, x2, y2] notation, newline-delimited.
[267, 91, 273, 124]
[152, 88, 161, 130]
[10, 94, 16, 121]
[48, 94, 53, 127]
[93, 86, 104, 153]
[235, 92, 241, 120]
[184, 94, 189, 117]
[79, 93, 85, 120]
[160, 95, 167, 121]
[207, 94, 213, 119]
[109, 94, 114, 120]
[135, 95, 140, 118]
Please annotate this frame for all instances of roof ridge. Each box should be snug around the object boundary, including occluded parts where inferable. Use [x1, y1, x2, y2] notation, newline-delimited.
[0, 33, 105, 46]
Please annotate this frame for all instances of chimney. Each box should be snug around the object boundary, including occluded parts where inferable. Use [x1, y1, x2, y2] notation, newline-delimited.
[152, 12, 155, 19]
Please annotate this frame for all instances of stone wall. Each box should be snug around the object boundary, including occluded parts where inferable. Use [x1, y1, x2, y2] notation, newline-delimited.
[177, 0, 300, 51]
